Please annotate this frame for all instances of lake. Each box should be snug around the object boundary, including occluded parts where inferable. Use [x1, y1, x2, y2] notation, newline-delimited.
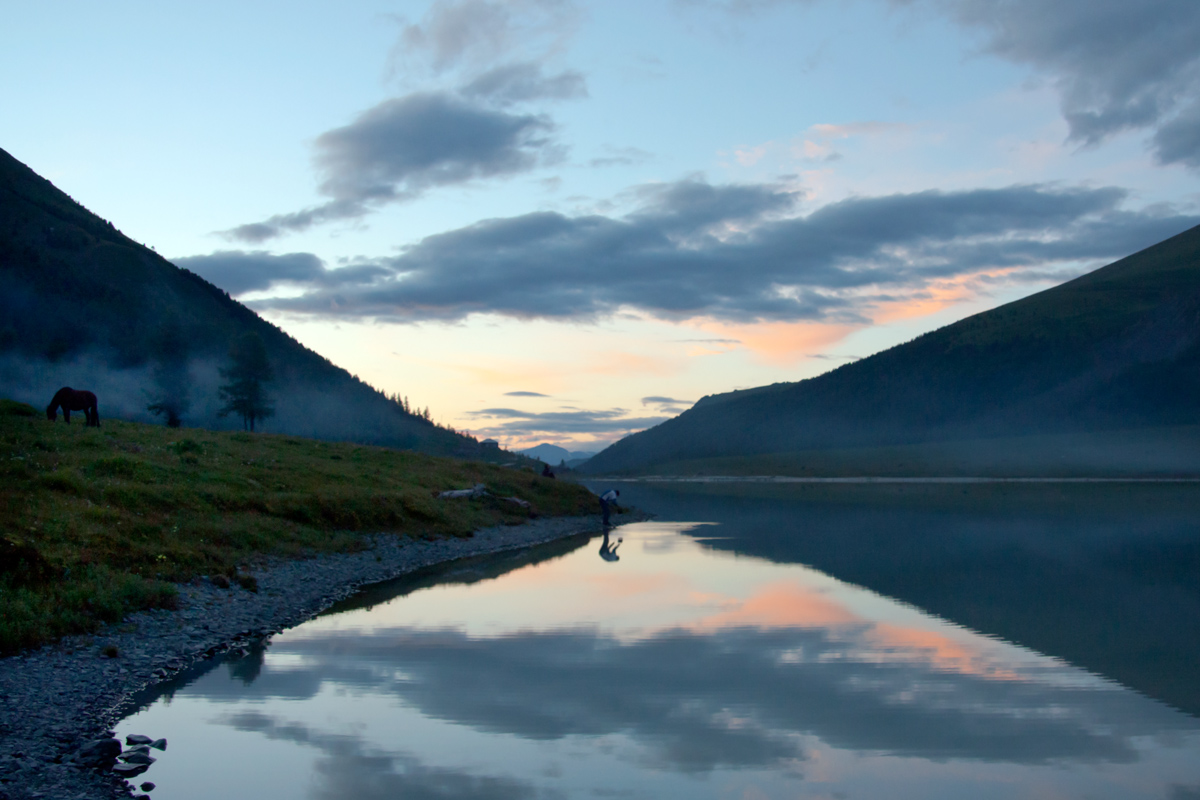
[118, 480, 1200, 799]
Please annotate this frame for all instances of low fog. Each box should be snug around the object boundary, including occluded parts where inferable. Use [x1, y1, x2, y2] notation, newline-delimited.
[0, 350, 437, 450]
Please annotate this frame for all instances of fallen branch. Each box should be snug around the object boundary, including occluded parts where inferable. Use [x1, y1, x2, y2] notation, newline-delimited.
[437, 483, 488, 499]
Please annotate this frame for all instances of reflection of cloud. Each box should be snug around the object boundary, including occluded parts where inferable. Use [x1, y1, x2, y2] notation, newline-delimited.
[221, 711, 542, 800]
[690, 581, 857, 629]
[185, 620, 1198, 774]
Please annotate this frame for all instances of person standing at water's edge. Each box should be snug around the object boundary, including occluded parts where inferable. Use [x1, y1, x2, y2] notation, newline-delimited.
[599, 488, 619, 526]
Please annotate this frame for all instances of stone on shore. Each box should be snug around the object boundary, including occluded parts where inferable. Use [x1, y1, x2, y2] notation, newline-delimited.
[78, 739, 122, 767]
[119, 752, 155, 765]
[112, 762, 150, 778]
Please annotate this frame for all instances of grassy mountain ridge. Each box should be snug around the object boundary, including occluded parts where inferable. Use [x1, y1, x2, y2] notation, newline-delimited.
[584, 224, 1200, 474]
[0, 146, 480, 454]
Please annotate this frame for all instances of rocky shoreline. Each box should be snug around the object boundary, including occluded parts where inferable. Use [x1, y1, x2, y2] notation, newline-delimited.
[0, 513, 626, 800]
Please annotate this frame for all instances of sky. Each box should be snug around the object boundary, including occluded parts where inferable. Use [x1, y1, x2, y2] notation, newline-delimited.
[4, 0, 1200, 451]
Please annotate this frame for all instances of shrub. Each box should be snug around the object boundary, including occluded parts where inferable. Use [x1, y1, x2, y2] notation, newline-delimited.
[0, 399, 36, 417]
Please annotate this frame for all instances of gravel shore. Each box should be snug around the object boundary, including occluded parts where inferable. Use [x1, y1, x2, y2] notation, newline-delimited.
[0, 512, 630, 800]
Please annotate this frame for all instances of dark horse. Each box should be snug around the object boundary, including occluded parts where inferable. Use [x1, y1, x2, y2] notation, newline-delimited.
[47, 387, 100, 427]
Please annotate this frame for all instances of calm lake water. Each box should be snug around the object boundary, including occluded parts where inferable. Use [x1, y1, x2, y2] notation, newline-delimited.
[119, 481, 1200, 799]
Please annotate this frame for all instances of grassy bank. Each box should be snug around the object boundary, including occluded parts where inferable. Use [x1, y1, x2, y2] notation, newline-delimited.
[0, 399, 597, 654]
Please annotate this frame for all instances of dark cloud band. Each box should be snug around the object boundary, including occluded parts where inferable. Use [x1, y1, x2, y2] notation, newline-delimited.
[173, 251, 389, 296]
[236, 178, 1198, 323]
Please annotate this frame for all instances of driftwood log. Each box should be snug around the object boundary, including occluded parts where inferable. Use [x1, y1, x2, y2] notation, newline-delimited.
[436, 484, 533, 511]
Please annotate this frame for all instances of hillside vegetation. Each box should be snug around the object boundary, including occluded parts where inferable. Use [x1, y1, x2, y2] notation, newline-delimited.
[0, 146, 482, 453]
[0, 399, 597, 654]
[585, 224, 1200, 475]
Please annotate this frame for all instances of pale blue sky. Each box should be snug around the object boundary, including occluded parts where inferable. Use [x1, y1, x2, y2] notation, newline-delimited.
[4, 1, 1199, 448]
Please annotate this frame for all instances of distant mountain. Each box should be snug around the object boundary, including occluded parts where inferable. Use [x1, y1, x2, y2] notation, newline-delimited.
[0, 146, 490, 456]
[520, 443, 597, 467]
[583, 224, 1200, 474]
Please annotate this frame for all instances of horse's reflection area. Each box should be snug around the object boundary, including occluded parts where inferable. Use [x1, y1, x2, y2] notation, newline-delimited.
[598, 530, 622, 562]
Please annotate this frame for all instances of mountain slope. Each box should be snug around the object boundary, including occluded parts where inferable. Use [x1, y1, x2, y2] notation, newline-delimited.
[584, 224, 1200, 474]
[520, 443, 597, 466]
[0, 146, 483, 455]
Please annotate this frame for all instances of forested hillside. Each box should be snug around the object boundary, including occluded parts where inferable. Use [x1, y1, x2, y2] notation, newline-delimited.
[584, 224, 1200, 474]
[0, 146, 485, 456]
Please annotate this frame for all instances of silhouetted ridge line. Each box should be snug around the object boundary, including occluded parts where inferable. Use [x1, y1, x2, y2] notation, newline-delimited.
[583, 224, 1200, 475]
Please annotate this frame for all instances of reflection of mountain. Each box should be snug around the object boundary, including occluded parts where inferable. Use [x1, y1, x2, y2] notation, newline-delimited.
[321, 533, 592, 616]
[605, 481, 1200, 717]
[584, 225, 1200, 475]
[182, 622, 1195, 773]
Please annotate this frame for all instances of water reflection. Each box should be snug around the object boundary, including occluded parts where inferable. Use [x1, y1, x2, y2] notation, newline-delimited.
[598, 530, 622, 562]
[603, 480, 1200, 716]
[119, 498, 1200, 799]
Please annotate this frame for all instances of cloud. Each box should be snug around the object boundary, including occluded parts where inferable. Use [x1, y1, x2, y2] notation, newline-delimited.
[642, 395, 692, 408]
[172, 251, 389, 297]
[702, 0, 1200, 168]
[393, 0, 579, 74]
[314, 93, 557, 201]
[1152, 102, 1200, 169]
[503, 390, 551, 397]
[588, 145, 654, 168]
[806, 353, 860, 361]
[465, 406, 670, 436]
[913, 0, 1200, 167]
[461, 61, 587, 106]
[224, 93, 560, 242]
[245, 177, 1199, 324]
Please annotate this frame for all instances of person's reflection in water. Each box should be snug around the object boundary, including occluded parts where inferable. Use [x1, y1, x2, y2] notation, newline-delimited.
[227, 639, 268, 685]
[599, 530, 622, 562]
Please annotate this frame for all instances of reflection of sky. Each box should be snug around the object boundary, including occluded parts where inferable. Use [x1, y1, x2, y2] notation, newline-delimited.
[120, 522, 1200, 799]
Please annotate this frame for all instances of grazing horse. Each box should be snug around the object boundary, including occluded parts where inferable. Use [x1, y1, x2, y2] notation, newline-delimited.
[46, 387, 100, 427]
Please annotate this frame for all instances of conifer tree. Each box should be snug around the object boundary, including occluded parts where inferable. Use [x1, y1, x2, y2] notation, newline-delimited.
[217, 333, 275, 431]
[146, 321, 190, 427]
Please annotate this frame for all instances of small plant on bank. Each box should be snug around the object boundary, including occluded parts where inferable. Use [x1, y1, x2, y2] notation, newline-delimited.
[101, 644, 119, 658]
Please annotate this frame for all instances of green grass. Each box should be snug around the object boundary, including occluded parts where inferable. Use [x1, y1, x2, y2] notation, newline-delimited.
[0, 400, 598, 654]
